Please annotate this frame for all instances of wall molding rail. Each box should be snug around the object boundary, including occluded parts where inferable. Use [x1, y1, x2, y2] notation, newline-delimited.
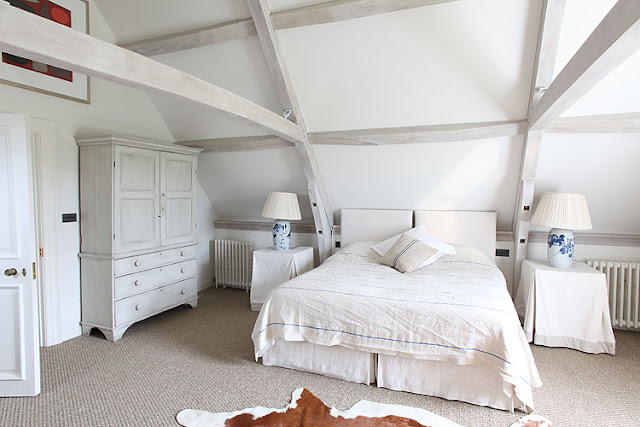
[528, 231, 640, 247]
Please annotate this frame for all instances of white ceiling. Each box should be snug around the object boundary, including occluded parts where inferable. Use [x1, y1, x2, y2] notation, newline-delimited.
[93, 0, 327, 45]
[95, 0, 544, 140]
[555, 0, 640, 116]
[93, 0, 251, 44]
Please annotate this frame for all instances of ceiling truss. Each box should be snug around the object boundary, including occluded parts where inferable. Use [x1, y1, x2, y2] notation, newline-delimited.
[248, 0, 335, 262]
[123, 0, 459, 57]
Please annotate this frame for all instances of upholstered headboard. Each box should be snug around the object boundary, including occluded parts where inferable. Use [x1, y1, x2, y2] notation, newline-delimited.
[414, 210, 497, 257]
[340, 209, 412, 247]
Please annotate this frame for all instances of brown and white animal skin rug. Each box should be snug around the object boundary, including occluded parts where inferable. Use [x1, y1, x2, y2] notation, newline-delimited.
[176, 388, 552, 427]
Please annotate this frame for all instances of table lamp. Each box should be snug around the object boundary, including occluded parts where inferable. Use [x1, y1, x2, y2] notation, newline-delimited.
[531, 192, 592, 268]
[261, 192, 301, 251]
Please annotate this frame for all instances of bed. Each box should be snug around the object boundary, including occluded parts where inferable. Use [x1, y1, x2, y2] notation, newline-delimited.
[251, 209, 542, 412]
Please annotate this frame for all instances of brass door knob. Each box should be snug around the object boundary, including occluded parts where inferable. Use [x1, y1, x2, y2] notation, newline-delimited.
[4, 268, 18, 277]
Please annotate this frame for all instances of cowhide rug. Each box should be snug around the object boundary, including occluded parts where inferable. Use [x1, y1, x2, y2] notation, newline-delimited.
[177, 388, 461, 427]
[176, 388, 552, 427]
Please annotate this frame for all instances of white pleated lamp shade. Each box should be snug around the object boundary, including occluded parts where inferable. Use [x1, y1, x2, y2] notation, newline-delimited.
[531, 193, 592, 230]
[261, 192, 301, 220]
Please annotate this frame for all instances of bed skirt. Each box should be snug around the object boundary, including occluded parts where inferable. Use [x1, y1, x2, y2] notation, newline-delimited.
[260, 340, 531, 413]
[262, 340, 375, 384]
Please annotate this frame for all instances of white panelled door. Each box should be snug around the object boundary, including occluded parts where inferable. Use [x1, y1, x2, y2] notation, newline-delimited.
[0, 114, 40, 396]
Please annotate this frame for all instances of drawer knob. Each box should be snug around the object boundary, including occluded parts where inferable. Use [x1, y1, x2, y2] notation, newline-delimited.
[134, 280, 141, 286]
[181, 267, 186, 273]
[135, 304, 142, 310]
[134, 260, 141, 267]
[180, 251, 186, 257]
[181, 289, 186, 295]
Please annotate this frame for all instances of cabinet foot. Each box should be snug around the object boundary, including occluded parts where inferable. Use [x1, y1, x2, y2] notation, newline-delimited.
[104, 327, 127, 342]
[84, 326, 127, 342]
[186, 298, 198, 309]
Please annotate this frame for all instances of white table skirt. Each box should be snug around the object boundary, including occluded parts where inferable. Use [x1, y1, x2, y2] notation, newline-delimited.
[515, 260, 615, 354]
[250, 247, 314, 310]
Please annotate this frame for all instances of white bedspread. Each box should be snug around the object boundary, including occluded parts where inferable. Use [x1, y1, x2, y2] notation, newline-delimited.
[252, 242, 542, 409]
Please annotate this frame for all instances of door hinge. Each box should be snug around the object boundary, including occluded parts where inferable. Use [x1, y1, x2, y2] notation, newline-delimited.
[32, 262, 36, 280]
[39, 246, 43, 258]
[114, 161, 116, 167]
[113, 233, 116, 240]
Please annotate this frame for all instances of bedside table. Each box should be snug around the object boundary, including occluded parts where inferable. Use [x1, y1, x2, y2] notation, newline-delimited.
[250, 246, 314, 311]
[515, 260, 615, 354]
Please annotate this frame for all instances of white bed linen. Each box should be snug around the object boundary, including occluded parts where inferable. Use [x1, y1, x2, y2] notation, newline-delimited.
[262, 340, 375, 384]
[252, 242, 542, 411]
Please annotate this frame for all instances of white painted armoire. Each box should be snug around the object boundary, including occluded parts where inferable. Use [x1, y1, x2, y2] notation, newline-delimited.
[77, 135, 201, 341]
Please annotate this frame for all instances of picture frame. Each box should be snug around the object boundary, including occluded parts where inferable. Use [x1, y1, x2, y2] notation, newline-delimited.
[0, 0, 90, 104]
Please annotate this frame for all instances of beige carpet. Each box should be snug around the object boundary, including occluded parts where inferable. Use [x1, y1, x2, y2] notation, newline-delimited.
[1, 287, 639, 427]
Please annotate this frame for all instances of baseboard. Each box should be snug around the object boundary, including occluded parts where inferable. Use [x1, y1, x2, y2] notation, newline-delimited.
[59, 326, 82, 343]
[198, 278, 214, 292]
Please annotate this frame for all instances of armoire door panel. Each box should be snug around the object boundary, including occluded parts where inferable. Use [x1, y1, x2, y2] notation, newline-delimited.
[114, 146, 160, 253]
[119, 199, 157, 245]
[120, 152, 157, 191]
[163, 158, 192, 192]
[164, 198, 193, 238]
[161, 152, 197, 246]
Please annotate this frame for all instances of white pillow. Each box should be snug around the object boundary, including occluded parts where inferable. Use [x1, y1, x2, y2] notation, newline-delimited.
[381, 233, 441, 273]
[371, 225, 456, 257]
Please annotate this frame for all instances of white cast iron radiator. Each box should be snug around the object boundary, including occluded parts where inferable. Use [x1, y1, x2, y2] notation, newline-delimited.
[214, 240, 254, 291]
[587, 260, 640, 330]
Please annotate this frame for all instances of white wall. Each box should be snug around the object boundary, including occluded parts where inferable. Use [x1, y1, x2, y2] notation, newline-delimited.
[533, 133, 640, 235]
[197, 147, 313, 222]
[150, 36, 283, 141]
[196, 181, 216, 291]
[0, 1, 216, 344]
[315, 136, 523, 230]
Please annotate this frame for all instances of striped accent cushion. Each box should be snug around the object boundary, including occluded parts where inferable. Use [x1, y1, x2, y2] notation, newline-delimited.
[381, 233, 440, 273]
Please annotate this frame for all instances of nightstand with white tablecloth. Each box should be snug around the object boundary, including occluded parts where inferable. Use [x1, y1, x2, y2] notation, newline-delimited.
[515, 260, 615, 354]
[250, 247, 314, 311]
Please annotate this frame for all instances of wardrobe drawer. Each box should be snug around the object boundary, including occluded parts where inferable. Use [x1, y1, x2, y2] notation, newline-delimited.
[114, 259, 196, 300]
[114, 277, 197, 327]
[114, 245, 196, 276]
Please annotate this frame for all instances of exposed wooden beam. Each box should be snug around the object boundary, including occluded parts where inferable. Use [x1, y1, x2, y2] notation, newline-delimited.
[177, 135, 292, 152]
[121, 19, 256, 57]
[121, 0, 458, 57]
[249, 3, 306, 126]
[177, 120, 528, 154]
[272, 0, 458, 30]
[529, 0, 640, 130]
[309, 120, 526, 146]
[0, 3, 306, 145]
[512, 0, 566, 294]
[547, 112, 640, 133]
[248, 0, 335, 262]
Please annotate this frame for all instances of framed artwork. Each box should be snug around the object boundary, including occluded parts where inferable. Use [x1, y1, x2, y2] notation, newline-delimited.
[0, 0, 90, 103]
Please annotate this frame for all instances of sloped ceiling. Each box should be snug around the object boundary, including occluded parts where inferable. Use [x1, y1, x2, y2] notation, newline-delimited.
[93, 0, 639, 234]
[555, 0, 640, 116]
[93, 0, 250, 45]
[95, 0, 539, 138]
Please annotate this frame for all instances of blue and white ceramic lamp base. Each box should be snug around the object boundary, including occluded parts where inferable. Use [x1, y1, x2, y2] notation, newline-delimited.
[547, 228, 574, 268]
[272, 219, 292, 251]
